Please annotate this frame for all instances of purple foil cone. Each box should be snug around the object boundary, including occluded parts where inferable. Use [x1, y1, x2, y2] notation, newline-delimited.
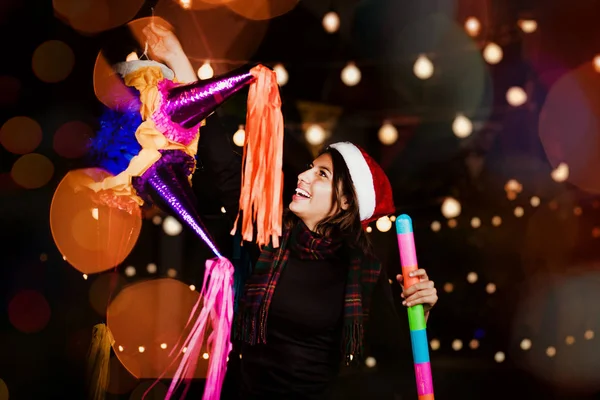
[134, 152, 222, 258]
[160, 65, 255, 129]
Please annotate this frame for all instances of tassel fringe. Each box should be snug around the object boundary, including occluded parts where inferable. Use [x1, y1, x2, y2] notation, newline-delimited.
[231, 65, 284, 249]
[143, 257, 234, 400]
[343, 321, 364, 364]
[86, 323, 114, 400]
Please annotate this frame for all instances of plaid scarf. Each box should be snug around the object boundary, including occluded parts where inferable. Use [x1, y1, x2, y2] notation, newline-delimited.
[235, 220, 382, 360]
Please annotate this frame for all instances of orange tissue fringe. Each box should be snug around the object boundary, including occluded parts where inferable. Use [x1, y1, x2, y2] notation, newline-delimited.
[231, 65, 284, 249]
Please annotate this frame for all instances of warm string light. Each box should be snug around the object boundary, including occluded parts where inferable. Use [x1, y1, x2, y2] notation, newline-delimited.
[483, 42, 503, 64]
[413, 55, 434, 80]
[464, 17, 481, 37]
[441, 197, 461, 219]
[518, 19, 537, 33]
[322, 11, 340, 33]
[452, 114, 473, 138]
[378, 121, 398, 145]
[506, 87, 527, 107]
[551, 162, 569, 182]
[163, 216, 182, 236]
[304, 124, 326, 145]
[233, 125, 246, 147]
[594, 55, 600, 73]
[273, 64, 288, 86]
[341, 62, 361, 86]
[375, 216, 392, 232]
[420, 329, 595, 362]
[197, 62, 214, 80]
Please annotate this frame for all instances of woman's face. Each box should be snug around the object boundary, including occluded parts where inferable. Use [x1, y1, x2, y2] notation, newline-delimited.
[289, 153, 346, 231]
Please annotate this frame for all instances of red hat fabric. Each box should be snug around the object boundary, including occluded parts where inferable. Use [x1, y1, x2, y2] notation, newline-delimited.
[329, 142, 395, 223]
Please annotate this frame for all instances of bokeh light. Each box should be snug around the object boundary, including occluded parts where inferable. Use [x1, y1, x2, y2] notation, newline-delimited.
[11, 153, 54, 189]
[50, 168, 142, 275]
[483, 42, 503, 64]
[225, 0, 299, 20]
[146, 6, 268, 74]
[322, 11, 340, 33]
[452, 114, 473, 138]
[92, 51, 138, 111]
[162, 215, 183, 236]
[539, 61, 600, 193]
[0, 379, 7, 400]
[441, 197, 461, 218]
[197, 62, 214, 80]
[506, 86, 527, 107]
[53, 121, 92, 158]
[512, 271, 600, 391]
[8, 289, 51, 333]
[0, 116, 42, 154]
[32, 40, 75, 83]
[464, 17, 480, 37]
[378, 122, 398, 145]
[273, 64, 288, 86]
[391, 13, 490, 119]
[52, 0, 144, 34]
[305, 124, 327, 146]
[107, 278, 208, 378]
[232, 125, 245, 147]
[341, 62, 361, 86]
[413, 55, 434, 80]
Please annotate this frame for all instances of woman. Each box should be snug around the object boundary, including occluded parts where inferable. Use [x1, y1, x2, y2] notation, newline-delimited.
[143, 23, 438, 399]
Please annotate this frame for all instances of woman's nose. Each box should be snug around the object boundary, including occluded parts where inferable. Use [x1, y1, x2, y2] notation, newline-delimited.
[297, 169, 310, 183]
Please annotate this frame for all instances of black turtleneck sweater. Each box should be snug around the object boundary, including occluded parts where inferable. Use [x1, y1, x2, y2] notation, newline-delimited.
[239, 251, 347, 399]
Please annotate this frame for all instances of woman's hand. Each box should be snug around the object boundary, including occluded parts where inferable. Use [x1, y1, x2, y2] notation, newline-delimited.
[142, 22, 197, 83]
[396, 269, 437, 315]
[142, 22, 184, 64]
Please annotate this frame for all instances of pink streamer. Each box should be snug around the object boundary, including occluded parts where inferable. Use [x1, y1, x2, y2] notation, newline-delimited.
[142, 257, 234, 400]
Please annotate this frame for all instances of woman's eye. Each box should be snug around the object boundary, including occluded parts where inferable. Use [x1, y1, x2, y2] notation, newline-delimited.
[319, 171, 327, 177]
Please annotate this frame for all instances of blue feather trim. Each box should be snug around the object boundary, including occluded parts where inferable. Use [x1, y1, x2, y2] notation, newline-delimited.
[88, 106, 143, 176]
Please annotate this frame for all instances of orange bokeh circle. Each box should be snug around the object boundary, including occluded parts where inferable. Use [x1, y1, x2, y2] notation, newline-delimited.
[107, 278, 209, 379]
[539, 61, 600, 194]
[53, 121, 93, 158]
[50, 168, 142, 275]
[93, 51, 139, 110]
[0, 116, 42, 154]
[11, 153, 54, 189]
[52, 0, 145, 34]
[149, 3, 269, 74]
[225, 0, 299, 21]
[32, 40, 75, 83]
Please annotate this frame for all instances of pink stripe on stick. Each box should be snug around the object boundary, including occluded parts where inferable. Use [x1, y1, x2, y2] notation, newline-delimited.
[397, 233, 418, 267]
[414, 362, 434, 396]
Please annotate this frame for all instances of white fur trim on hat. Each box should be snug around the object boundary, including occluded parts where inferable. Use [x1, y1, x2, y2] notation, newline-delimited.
[113, 60, 175, 81]
[329, 142, 376, 221]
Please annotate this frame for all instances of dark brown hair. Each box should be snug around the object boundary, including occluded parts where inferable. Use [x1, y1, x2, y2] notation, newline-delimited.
[284, 146, 374, 257]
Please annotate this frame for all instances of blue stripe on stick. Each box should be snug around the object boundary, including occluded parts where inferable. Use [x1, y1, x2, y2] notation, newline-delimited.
[410, 329, 430, 364]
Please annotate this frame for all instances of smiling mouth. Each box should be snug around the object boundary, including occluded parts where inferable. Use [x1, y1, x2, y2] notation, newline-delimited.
[295, 188, 311, 199]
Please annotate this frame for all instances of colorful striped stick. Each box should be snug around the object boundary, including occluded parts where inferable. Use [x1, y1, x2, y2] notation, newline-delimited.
[396, 214, 434, 400]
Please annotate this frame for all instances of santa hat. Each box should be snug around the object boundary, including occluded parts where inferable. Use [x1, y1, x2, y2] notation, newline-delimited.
[328, 142, 395, 223]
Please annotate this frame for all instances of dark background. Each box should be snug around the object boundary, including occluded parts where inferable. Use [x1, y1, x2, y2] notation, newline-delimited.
[2, 0, 600, 398]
